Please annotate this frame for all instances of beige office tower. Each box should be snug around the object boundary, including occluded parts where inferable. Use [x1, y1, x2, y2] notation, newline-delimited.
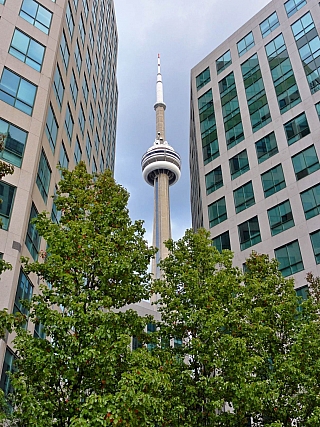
[141, 56, 181, 281]
[0, 0, 118, 393]
[190, 0, 320, 295]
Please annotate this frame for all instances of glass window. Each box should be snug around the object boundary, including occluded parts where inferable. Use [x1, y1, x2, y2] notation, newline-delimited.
[78, 104, 85, 135]
[310, 230, 320, 264]
[74, 136, 82, 165]
[284, 112, 310, 145]
[86, 133, 92, 163]
[53, 66, 64, 109]
[19, 0, 52, 34]
[261, 164, 286, 198]
[255, 132, 278, 164]
[237, 32, 255, 57]
[260, 12, 280, 38]
[268, 199, 294, 236]
[74, 41, 82, 74]
[60, 32, 70, 71]
[36, 150, 51, 203]
[205, 165, 223, 195]
[216, 50, 232, 74]
[78, 14, 85, 46]
[13, 269, 33, 328]
[92, 156, 97, 174]
[238, 216, 261, 251]
[233, 181, 255, 213]
[300, 183, 320, 220]
[0, 68, 37, 116]
[45, 104, 58, 153]
[0, 348, 15, 396]
[94, 131, 100, 153]
[86, 50, 92, 76]
[64, 104, 73, 144]
[92, 78, 97, 103]
[70, 70, 78, 107]
[316, 102, 320, 119]
[51, 186, 61, 224]
[196, 67, 210, 90]
[34, 321, 46, 339]
[25, 203, 40, 260]
[0, 118, 27, 167]
[208, 197, 227, 228]
[292, 145, 320, 180]
[9, 29, 45, 72]
[89, 104, 94, 130]
[291, 12, 314, 40]
[82, 75, 89, 103]
[82, 0, 88, 18]
[99, 151, 104, 172]
[285, 0, 306, 17]
[0, 181, 16, 230]
[212, 231, 231, 252]
[229, 149, 249, 180]
[89, 24, 94, 51]
[59, 142, 69, 171]
[275, 240, 304, 277]
[65, 2, 74, 38]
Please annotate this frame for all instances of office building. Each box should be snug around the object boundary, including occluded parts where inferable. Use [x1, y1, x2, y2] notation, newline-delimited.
[190, 0, 320, 290]
[0, 0, 118, 393]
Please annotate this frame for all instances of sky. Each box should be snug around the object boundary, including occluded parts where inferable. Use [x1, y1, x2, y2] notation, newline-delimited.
[114, 0, 270, 244]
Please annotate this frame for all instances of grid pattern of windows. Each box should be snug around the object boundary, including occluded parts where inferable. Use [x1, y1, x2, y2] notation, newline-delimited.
[19, 0, 52, 34]
[0, 181, 15, 230]
[300, 184, 320, 220]
[53, 66, 64, 109]
[79, 14, 85, 46]
[66, 2, 74, 38]
[284, 113, 310, 145]
[0, 68, 37, 116]
[13, 269, 33, 329]
[261, 164, 286, 198]
[78, 104, 85, 135]
[64, 104, 74, 143]
[36, 150, 51, 203]
[238, 216, 261, 251]
[237, 32, 254, 57]
[198, 89, 219, 165]
[285, 0, 306, 18]
[265, 34, 301, 114]
[229, 149, 249, 180]
[260, 12, 280, 38]
[59, 143, 69, 170]
[255, 132, 278, 164]
[25, 203, 40, 260]
[0, 118, 27, 167]
[219, 72, 244, 149]
[241, 54, 271, 132]
[205, 165, 223, 195]
[60, 32, 70, 71]
[74, 137, 82, 165]
[268, 200, 294, 236]
[208, 197, 227, 228]
[212, 231, 231, 252]
[45, 104, 58, 152]
[216, 50, 232, 74]
[196, 67, 211, 90]
[310, 230, 320, 264]
[9, 29, 45, 72]
[275, 240, 304, 277]
[70, 70, 78, 106]
[233, 181, 255, 213]
[291, 12, 320, 94]
[292, 145, 320, 180]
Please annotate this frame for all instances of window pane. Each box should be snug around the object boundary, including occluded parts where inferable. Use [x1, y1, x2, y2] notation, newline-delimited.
[0, 181, 16, 230]
[0, 118, 27, 167]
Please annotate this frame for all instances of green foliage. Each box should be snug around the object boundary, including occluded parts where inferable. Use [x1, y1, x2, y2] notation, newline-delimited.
[0, 163, 169, 426]
[153, 229, 319, 426]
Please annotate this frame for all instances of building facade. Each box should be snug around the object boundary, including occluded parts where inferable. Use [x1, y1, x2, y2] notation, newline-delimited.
[0, 0, 118, 393]
[190, 0, 320, 290]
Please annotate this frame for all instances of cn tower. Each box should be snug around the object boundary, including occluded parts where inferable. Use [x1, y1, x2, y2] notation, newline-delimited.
[141, 55, 181, 280]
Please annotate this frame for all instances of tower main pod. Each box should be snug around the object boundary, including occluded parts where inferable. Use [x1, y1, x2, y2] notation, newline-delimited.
[141, 56, 181, 281]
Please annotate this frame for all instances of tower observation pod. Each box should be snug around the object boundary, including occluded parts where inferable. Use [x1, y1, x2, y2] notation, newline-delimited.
[141, 55, 181, 281]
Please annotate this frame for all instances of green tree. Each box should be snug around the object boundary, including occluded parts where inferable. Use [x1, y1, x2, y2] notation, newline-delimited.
[153, 228, 316, 427]
[0, 163, 170, 426]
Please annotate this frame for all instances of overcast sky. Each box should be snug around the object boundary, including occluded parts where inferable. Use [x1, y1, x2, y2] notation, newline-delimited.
[114, 0, 270, 244]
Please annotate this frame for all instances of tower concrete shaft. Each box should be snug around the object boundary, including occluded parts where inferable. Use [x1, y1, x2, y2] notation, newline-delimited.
[141, 55, 181, 282]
